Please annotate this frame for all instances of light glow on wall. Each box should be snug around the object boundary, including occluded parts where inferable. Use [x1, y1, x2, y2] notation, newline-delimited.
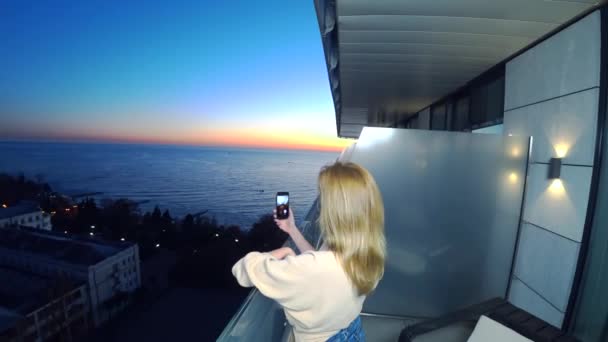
[549, 179, 565, 195]
[357, 127, 394, 149]
[554, 143, 570, 158]
[511, 147, 521, 158]
[509, 172, 519, 184]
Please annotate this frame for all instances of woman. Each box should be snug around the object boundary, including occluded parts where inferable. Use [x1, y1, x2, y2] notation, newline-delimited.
[232, 162, 386, 342]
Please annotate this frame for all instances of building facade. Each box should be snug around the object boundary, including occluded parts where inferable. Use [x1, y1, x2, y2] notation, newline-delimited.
[0, 202, 52, 231]
[0, 227, 141, 329]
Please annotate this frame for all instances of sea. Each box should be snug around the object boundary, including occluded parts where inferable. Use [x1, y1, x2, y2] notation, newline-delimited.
[0, 141, 341, 229]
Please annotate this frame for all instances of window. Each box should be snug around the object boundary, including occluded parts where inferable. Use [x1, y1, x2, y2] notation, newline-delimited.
[431, 104, 447, 131]
[409, 116, 419, 129]
[468, 76, 505, 128]
[452, 96, 470, 131]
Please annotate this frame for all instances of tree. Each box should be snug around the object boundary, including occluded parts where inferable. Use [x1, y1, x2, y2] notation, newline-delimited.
[248, 214, 288, 252]
[100, 199, 140, 241]
[0, 172, 52, 206]
[73, 198, 99, 234]
[182, 214, 195, 233]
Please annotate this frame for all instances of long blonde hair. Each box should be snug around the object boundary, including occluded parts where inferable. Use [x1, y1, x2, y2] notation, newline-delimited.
[318, 162, 386, 295]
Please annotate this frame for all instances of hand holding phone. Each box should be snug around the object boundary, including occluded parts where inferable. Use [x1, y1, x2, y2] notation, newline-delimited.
[276, 192, 289, 219]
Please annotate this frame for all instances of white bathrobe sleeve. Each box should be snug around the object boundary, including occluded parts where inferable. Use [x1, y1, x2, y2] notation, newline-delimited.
[232, 251, 318, 310]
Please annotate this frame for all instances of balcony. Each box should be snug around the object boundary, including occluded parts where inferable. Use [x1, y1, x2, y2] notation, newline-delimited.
[218, 127, 530, 341]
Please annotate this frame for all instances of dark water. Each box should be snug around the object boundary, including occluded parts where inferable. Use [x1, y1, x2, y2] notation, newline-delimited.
[0, 141, 339, 228]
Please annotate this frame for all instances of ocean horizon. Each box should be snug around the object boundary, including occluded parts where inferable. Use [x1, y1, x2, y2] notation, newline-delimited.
[0, 141, 341, 228]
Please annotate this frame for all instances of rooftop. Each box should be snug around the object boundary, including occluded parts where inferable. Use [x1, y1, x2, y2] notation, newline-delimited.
[0, 227, 134, 266]
[0, 201, 41, 220]
[0, 265, 83, 313]
[0, 265, 84, 335]
[0, 307, 20, 336]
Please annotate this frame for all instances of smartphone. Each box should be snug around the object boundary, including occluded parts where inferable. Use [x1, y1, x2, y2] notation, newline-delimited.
[276, 192, 289, 219]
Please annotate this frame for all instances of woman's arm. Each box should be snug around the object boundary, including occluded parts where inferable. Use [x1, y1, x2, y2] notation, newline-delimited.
[288, 223, 315, 253]
[274, 208, 315, 253]
[232, 249, 316, 309]
[270, 246, 296, 259]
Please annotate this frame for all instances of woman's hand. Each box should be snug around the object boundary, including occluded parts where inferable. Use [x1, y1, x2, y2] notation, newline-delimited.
[274, 207, 297, 235]
[270, 246, 295, 259]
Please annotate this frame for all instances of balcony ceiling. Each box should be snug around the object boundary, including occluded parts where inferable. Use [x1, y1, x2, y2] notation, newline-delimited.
[316, 0, 598, 138]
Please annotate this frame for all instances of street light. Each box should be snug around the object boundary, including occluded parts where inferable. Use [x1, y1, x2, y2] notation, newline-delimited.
[120, 237, 125, 241]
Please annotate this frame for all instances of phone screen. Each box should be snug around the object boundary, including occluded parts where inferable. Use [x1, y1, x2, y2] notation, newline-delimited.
[276, 192, 289, 219]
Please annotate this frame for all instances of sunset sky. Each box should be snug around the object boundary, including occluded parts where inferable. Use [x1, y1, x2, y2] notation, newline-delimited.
[0, 0, 351, 152]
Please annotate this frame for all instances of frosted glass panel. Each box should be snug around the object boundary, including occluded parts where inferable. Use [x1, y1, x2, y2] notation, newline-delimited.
[473, 124, 504, 135]
[346, 127, 528, 317]
[217, 290, 287, 342]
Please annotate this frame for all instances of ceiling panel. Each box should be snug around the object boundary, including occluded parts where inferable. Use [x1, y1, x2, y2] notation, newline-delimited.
[339, 31, 533, 49]
[316, 0, 597, 138]
[339, 53, 498, 66]
[340, 123, 365, 138]
[339, 15, 556, 38]
[341, 62, 488, 73]
[341, 108, 369, 124]
[339, 0, 596, 22]
[339, 43, 515, 59]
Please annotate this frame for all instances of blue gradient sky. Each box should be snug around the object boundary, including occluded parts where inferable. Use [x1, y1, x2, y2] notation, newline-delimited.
[0, 0, 350, 151]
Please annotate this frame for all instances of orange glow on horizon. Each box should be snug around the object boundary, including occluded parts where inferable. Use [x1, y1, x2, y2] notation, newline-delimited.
[27, 127, 354, 152]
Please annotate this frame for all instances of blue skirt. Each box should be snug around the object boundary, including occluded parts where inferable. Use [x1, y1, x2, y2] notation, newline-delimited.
[326, 316, 365, 341]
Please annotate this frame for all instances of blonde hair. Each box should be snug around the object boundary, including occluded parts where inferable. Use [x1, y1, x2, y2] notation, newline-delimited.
[318, 162, 386, 295]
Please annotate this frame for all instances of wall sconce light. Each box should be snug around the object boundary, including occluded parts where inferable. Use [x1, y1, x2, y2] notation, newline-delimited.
[548, 158, 562, 179]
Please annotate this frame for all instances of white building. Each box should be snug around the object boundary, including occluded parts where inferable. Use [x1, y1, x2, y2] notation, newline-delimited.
[0, 202, 52, 231]
[0, 227, 141, 327]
